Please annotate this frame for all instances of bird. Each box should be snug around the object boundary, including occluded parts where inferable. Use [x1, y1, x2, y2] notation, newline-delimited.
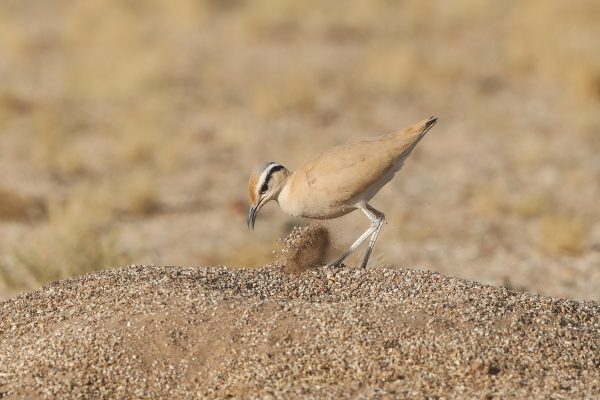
[247, 116, 437, 268]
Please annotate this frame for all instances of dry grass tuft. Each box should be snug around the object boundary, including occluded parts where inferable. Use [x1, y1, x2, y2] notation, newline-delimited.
[9, 195, 128, 288]
[0, 188, 45, 221]
[251, 73, 319, 117]
[31, 109, 92, 179]
[225, 240, 275, 267]
[357, 47, 420, 96]
[114, 173, 161, 216]
[506, 0, 600, 115]
[469, 181, 510, 218]
[511, 191, 555, 219]
[0, 262, 17, 289]
[538, 214, 589, 256]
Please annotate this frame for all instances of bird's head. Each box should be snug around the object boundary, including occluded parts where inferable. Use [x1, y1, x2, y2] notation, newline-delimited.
[247, 162, 289, 229]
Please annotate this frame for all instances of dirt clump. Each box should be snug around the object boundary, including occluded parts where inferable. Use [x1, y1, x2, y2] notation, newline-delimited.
[279, 224, 331, 274]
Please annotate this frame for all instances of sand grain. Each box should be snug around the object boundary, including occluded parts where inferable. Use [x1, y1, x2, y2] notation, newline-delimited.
[0, 265, 598, 399]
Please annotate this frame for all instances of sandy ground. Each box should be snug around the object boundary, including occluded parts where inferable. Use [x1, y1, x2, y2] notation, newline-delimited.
[1, 0, 600, 303]
[1, 263, 598, 399]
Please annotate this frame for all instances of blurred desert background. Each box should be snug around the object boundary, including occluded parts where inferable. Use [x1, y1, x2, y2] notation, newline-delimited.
[0, 0, 598, 301]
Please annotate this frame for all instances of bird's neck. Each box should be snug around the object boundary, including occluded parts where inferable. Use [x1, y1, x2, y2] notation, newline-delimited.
[276, 172, 296, 216]
[276, 172, 291, 201]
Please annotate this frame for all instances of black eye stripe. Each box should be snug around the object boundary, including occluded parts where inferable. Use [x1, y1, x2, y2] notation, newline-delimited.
[267, 165, 284, 176]
[259, 165, 284, 195]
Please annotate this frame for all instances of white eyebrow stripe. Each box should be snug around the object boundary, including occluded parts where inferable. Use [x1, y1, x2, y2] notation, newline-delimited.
[257, 162, 283, 192]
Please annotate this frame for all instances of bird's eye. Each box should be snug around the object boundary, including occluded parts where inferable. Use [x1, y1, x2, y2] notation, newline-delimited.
[260, 182, 269, 194]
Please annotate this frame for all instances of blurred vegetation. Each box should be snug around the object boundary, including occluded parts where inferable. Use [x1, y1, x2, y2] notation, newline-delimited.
[0, 188, 45, 221]
[9, 195, 128, 288]
[0, 0, 599, 298]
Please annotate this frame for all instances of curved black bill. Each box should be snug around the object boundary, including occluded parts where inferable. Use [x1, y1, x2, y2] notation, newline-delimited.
[247, 206, 257, 230]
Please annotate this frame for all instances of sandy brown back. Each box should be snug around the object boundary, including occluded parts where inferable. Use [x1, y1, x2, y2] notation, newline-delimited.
[293, 117, 437, 206]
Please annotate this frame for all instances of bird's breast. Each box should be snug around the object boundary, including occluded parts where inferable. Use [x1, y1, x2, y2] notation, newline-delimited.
[278, 172, 355, 219]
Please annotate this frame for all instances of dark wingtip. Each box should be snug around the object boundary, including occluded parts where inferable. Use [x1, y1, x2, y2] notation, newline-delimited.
[426, 116, 438, 128]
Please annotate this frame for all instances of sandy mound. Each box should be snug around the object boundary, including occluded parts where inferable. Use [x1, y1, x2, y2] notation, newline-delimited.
[0, 265, 598, 399]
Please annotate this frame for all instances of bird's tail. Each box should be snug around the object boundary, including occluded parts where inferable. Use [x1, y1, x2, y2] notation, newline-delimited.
[386, 116, 438, 171]
[390, 115, 437, 149]
[404, 115, 438, 140]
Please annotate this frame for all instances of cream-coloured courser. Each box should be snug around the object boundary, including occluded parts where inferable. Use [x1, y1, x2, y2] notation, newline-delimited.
[247, 116, 438, 268]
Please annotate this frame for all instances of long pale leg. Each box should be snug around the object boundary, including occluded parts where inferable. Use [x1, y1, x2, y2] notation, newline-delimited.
[329, 204, 384, 268]
[329, 223, 377, 267]
[360, 205, 385, 268]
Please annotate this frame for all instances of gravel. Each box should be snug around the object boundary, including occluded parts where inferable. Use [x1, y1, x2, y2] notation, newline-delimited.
[0, 263, 598, 399]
